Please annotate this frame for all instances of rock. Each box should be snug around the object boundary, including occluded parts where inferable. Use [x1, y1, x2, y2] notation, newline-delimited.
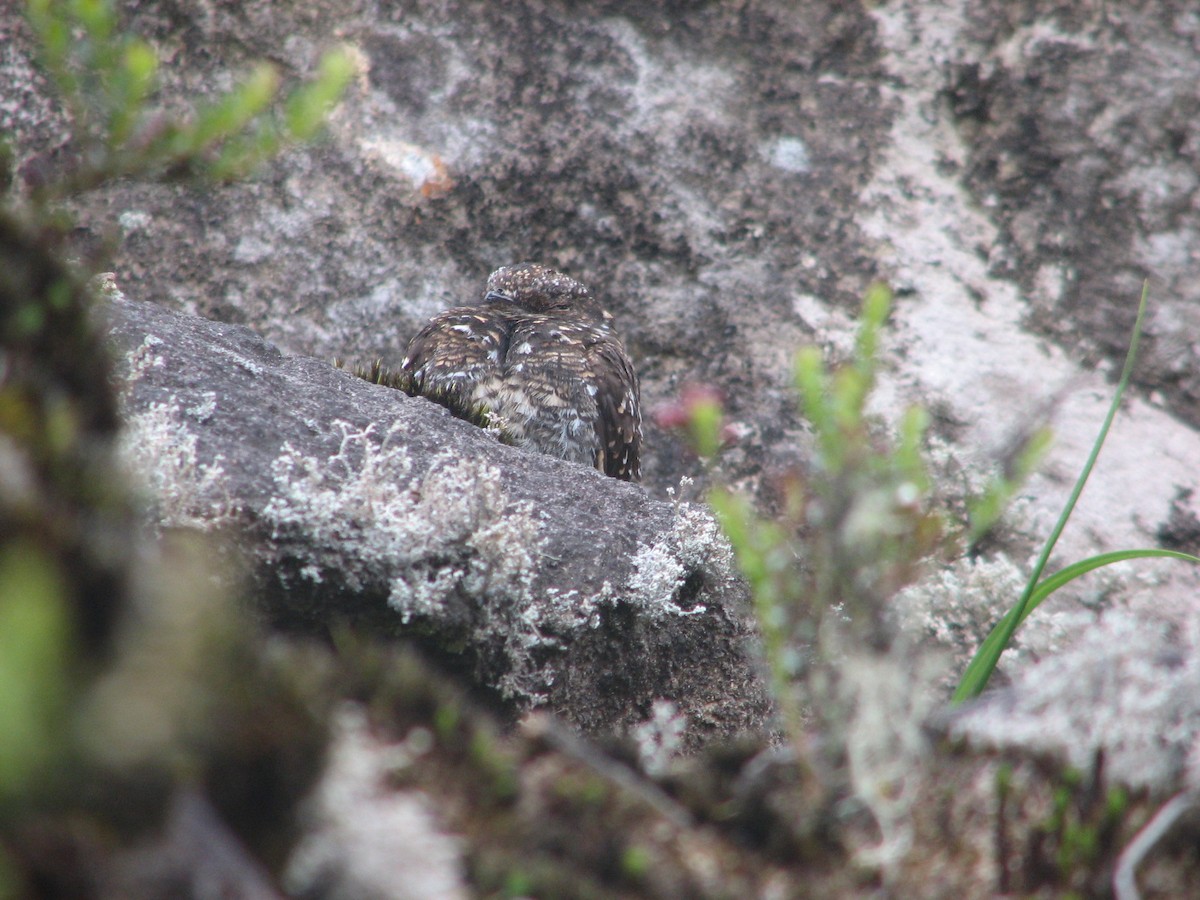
[283, 706, 468, 900]
[941, 611, 1200, 794]
[5, 0, 1192, 614]
[9, 0, 1200, 889]
[104, 293, 769, 743]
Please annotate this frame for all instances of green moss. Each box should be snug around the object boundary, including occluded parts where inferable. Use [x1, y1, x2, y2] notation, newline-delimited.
[552, 770, 610, 810]
[434, 701, 462, 743]
[1002, 759, 1135, 893]
[995, 761, 1013, 798]
[1106, 785, 1129, 819]
[468, 730, 520, 805]
[501, 867, 534, 897]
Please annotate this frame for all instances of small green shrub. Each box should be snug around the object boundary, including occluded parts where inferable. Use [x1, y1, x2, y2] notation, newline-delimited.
[682, 284, 953, 738]
[20, 0, 354, 204]
[671, 280, 1199, 742]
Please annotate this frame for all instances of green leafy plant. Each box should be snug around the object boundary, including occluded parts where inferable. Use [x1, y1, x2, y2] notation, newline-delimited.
[672, 278, 1200, 725]
[680, 284, 950, 738]
[20, 0, 355, 202]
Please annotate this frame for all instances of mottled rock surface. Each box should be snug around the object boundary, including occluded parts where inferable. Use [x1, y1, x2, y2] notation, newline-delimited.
[7, 0, 1200, 892]
[7, 0, 1193, 603]
[105, 293, 768, 743]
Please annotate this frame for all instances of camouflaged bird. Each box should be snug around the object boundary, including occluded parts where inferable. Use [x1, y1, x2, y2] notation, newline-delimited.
[400, 263, 642, 480]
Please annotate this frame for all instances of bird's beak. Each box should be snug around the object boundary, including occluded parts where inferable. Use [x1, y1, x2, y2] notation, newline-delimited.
[484, 291, 512, 304]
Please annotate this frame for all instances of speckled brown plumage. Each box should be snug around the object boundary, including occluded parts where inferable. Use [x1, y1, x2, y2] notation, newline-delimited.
[401, 263, 642, 480]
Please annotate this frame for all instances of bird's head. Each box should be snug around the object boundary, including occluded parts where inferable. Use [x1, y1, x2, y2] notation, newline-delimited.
[483, 262, 609, 319]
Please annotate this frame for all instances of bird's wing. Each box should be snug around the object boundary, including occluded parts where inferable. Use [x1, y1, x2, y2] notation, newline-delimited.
[584, 333, 642, 481]
[401, 307, 509, 400]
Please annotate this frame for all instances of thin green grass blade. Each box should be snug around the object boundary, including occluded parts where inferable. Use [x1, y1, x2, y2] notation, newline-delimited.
[954, 548, 1200, 703]
[1027, 549, 1200, 610]
[953, 282, 1150, 703]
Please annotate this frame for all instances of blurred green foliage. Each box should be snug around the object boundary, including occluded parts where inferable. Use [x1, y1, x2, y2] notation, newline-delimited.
[22, 0, 355, 200]
[680, 284, 1045, 739]
[694, 285, 947, 735]
[0, 545, 70, 804]
[0, 2, 352, 886]
[681, 279, 1200, 730]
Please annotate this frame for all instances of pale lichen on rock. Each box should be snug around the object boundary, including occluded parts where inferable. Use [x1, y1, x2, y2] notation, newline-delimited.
[263, 420, 541, 618]
[119, 400, 237, 530]
[261, 419, 574, 700]
[625, 502, 732, 621]
[117, 334, 238, 530]
[949, 611, 1200, 793]
[103, 287, 769, 746]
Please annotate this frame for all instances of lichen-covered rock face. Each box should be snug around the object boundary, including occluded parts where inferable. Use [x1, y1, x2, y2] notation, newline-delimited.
[950, 3, 1200, 408]
[6, 1, 1198, 589]
[2, 0, 890, 500]
[9, 0, 1200, 840]
[105, 295, 770, 745]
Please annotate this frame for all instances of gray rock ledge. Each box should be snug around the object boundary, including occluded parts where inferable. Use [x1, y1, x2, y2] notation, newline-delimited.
[104, 294, 769, 744]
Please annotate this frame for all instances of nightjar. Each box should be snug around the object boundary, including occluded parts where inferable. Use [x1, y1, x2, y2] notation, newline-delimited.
[400, 263, 642, 480]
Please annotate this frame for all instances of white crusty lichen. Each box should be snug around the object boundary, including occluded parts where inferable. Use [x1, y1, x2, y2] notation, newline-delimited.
[625, 502, 733, 620]
[118, 399, 238, 531]
[632, 699, 687, 777]
[264, 421, 539, 607]
[115, 334, 238, 530]
[891, 555, 1026, 664]
[260, 423, 743, 701]
[263, 421, 558, 700]
[951, 612, 1200, 793]
[890, 552, 1097, 672]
